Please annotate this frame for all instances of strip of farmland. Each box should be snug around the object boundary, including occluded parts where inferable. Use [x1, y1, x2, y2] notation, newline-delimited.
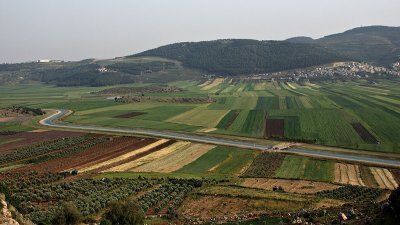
[14, 136, 151, 172]
[241, 178, 339, 194]
[105, 141, 191, 172]
[132, 143, 215, 173]
[79, 139, 170, 172]
[351, 123, 379, 144]
[333, 163, 365, 186]
[370, 167, 399, 190]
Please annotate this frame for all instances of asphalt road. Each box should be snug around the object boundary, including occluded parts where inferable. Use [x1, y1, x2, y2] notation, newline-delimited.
[40, 109, 400, 168]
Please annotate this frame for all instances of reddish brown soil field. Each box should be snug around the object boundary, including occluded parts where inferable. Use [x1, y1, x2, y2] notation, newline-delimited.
[351, 123, 379, 144]
[13, 136, 158, 173]
[114, 111, 146, 118]
[0, 131, 84, 155]
[265, 119, 284, 138]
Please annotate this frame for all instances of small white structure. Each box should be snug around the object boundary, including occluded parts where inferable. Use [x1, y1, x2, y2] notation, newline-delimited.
[38, 59, 51, 63]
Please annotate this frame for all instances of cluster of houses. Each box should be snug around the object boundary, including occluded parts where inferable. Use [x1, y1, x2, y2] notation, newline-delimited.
[248, 61, 400, 81]
[393, 61, 400, 71]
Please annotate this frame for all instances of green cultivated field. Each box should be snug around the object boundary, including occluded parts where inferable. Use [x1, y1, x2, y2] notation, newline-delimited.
[178, 146, 257, 176]
[275, 155, 335, 182]
[1, 78, 400, 153]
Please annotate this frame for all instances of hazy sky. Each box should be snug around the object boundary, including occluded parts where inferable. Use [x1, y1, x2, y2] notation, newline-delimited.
[1, 0, 399, 63]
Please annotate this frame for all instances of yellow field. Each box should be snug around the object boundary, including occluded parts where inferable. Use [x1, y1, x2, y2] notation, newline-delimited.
[104, 141, 191, 172]
[370, 167, 399, 190]
[132, 143, 215, 173]
[201, 78, 225, 90]
[167, 105, 229, 128]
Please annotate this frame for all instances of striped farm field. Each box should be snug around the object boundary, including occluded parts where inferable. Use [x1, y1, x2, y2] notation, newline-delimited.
[79, 139, 170, 172]
[255, 97, 279, 110]
[333, 163, 365, 186]
[201, 78, 225, 90]
[274, 155, 334, 182]
[178, 146, 257, 175]
[167, 105, 229, 128]
[216, 110, 239, 129]
[105, 141, 191, 172]
[231, 97, 258, 109]
[131, 143, 215, 173]
[369, 167, 399, 190]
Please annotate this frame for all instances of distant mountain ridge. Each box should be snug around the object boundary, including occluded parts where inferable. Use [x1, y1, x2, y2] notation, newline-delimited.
[132, 26, 400, 76]
[286, 26, 400, 66]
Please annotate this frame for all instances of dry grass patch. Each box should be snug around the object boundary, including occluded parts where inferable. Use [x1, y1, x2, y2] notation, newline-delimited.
[105, 141, 190, 172]
[334, 163, 365, 186]
[132, 143, 215, 173]
[201, 78, 225, 90]
[370, 167, 399, 190]
[241, 178, 339, 194]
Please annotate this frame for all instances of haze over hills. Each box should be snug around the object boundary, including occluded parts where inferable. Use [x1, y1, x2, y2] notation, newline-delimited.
[286, 26, 400, 66]
[0, 26, 399, 86]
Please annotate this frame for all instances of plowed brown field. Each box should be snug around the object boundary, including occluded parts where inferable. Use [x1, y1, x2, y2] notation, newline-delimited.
[79, 139, 170, 173]
[0, 131, 83, 155]
[11, 136, 149, 172]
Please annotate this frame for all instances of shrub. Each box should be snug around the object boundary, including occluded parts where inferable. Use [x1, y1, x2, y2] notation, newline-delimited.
[51, 202, 82, 225]
[101, 200, 144, 225]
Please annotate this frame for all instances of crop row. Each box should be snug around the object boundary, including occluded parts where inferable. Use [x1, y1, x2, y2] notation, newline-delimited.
[2, 174, 159, 224]
[0, 135, 92, 164]
[138, 178, 203, 215]
[241, 152, 284, 178]
[26, 136, 107, 164]
[316, 185, 383, 202]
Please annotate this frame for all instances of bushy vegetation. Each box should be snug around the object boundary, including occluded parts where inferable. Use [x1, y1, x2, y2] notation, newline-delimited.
[100, 200, 144, 225]
[0, 172, 159, 225]
[241, 152, 285, 178]
[107, 61, 176, 75]
[2, 106, 44, 116]
[138, 178, 201, 215]
[316, 185, 383, 202]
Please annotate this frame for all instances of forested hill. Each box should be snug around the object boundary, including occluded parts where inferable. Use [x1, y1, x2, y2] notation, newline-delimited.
[286, 26, 400, 66]
[131, 39, 347, 75]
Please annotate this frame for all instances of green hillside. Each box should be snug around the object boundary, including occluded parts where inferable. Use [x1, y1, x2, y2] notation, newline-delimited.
[132, 39, 347, 75]
[287, 26, 400, 66]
